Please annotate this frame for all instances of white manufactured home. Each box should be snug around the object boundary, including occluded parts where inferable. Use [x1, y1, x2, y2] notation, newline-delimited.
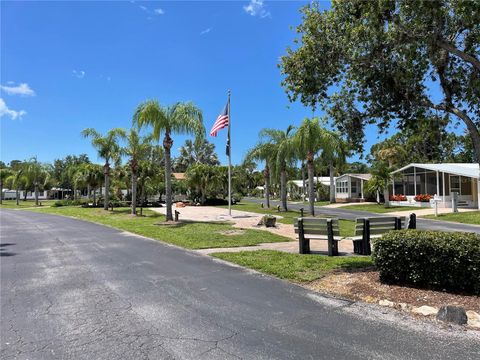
[390, 163, 480, 209]
[335, 173, 372, 202]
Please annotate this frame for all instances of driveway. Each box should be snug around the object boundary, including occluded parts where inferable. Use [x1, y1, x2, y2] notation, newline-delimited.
[245, 198, 480, 234]
[1, 209, 478, 359]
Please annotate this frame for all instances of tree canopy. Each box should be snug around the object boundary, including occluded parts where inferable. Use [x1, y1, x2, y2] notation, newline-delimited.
[280, 0, 480, 159]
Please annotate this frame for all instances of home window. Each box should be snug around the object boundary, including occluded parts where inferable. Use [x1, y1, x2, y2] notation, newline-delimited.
[336, 180, 348, 193]
[450, 176, 460, 195]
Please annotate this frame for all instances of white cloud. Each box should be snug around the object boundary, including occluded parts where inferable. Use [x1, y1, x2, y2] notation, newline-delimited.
[139, 5, 147, 11]
[200, 27, 212, 35]
[73, 70, 85, 79]
[243, 0, 270, 18]
[0, 83, 36, 96]
[154, 8, 164, 15]
[0, 98, 26, 120]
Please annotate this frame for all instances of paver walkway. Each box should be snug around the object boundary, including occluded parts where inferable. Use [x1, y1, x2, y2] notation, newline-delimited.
[151, 205, 355, 255]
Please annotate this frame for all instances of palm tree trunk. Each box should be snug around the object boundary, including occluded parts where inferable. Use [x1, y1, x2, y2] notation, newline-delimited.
[104, 163, 110, 210]
[301, 161, 306, 201]
[280, 165, 287, 211]
[16, 187, 19, 206]
[164, 133, 174, 221]
[131, 172, 137, 215]
[87, 184, 91, 201]
[0, 179, 3, 205]
[93, 186, 97, 205]
[329, 161, 336, 204]
[264, 166, 270, 208]
[307, 155, 315, 216]
[34, 183, 39, 206]
[384, 187, 390, 208]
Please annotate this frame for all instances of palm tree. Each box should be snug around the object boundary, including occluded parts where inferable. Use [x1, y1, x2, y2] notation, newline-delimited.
[5, 168, 26, 206]
[245, 142, 277, 208]
[186, 164, 219, 204]
[174, 138, 219, 172]
[365, 162, 391, 208]
[258, 126, 296, 211]
[23, 157, 52, 205]
[121, 129, 153, 215]
[134, 100, 204, 221]
[0, 166, 13, 205]
[82, 128, 125, 210]
[294, 118, 327, 215]
[318, 130, 348, 203]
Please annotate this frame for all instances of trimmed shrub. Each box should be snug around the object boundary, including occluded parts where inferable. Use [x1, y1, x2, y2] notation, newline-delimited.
[52, 199, 86, 207]
[232, 193, 242, 204]
[373, 230, 480, 294]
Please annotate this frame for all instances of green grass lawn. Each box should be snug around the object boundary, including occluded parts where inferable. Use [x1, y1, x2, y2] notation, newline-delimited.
[0, 199, 57, 208]
[219, 202, 355, 237]
[27, 206, 291, 249]
[337, 203, 420, 214]
[423, 211, 480, 225]
[213, 250, 373, 282]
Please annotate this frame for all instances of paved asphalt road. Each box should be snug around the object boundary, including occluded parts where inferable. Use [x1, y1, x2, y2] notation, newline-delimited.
[245, 198, 480, 234]
[1, 209, 479, 359]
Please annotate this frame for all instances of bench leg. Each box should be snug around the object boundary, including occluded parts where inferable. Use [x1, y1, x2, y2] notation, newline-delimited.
[299, 235, 310, 254]
[327, 237, 333, 256]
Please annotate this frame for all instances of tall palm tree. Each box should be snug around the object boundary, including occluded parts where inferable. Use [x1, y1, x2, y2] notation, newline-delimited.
[82, 128, 125, 210]
[245, 142, 277, 208]
[318, 130, 348, 203]
[121, 129, 153, 215]
[294, 118, 327, 215]
[259, 125, 296, 211]
[134, 100, 204, 221]
[24, 157, 52, 205]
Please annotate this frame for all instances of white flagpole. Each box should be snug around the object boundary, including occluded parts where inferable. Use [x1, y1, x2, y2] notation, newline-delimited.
[227, 90, 232, 216]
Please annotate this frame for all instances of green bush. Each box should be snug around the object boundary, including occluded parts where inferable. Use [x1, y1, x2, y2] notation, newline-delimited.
[52, 199, 86, 207]
[232, 193, 242, 203]
[373, 230, 480, 294]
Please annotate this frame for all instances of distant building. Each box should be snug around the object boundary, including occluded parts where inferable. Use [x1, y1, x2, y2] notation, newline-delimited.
[335, 173, 372, 202]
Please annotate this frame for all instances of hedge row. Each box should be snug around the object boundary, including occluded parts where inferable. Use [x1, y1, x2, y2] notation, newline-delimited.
[52, 199, 87, 207]
[373, 230, 480, 294]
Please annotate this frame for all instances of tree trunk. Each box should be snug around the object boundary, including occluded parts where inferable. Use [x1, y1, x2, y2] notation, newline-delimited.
[104, 163, 110, 211]
[164, 133, 174, 221]
[0, 179, 3, 205]
[280, 165, 287, 211]
[131, 172, 137, 215]
[16, 187, 19, 206]
[93, 187, 97, 205]
[384, 187, 390, 208]
[264, 166, 270, 208]
[301, 161, 306, 201]
[307, 155, 315, 216]
[329, 162, 336, 203]
[34, 183, 39, 206]
[87, 184, 91, 201]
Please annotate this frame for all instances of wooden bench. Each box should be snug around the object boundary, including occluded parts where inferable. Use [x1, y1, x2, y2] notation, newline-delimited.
[352, 216, 406, 255]
[294, 218, 341, 256]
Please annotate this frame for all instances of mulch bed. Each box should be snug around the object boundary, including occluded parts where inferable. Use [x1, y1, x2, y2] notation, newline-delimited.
[307, 270, 480, 312]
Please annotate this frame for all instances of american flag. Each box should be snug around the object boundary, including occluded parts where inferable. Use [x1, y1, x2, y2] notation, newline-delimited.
[209, 102, 229, 137]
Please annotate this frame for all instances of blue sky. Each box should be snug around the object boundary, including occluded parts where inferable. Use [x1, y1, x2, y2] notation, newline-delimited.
[0, 1, 461, 167]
